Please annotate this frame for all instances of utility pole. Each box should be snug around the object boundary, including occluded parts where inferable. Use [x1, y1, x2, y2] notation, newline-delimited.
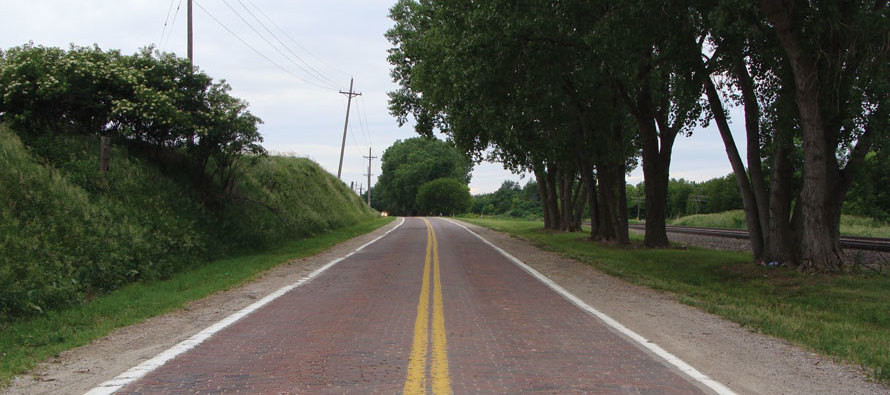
[359, 184, 363, 196]
[187, 0, 193, 64]
[363, 147, 376, 205]
[337, 78, 361, 180]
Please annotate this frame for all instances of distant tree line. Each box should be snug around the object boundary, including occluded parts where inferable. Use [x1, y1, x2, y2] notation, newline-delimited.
[386, 1, 888, 271]
[0, 43, 265, 197]
[472, 180, 543, 218]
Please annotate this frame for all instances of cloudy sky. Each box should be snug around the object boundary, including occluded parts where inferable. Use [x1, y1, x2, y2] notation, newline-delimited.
[0, 0, 746, 194]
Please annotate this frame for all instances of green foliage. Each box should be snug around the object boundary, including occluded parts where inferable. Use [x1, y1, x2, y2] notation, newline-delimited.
[0, 44, 265, 196]
[0, 127, 374, 322]
[844, 151, 890, 222]
[472, 180, 542, 218]
[372, 137, 472, 215]
[463, 217, 890, 383]
[628, 174, 745, 220]
[416, 178, 471, 216]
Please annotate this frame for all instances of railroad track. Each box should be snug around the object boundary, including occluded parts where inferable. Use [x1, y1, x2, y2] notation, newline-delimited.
[628, 224, 890, 252]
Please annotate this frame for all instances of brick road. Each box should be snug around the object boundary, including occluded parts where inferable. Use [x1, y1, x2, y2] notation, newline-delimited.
[116, 217, 712, 394]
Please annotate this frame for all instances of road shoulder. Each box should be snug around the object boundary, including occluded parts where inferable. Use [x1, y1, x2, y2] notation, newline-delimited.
[454, 220, 887, 395]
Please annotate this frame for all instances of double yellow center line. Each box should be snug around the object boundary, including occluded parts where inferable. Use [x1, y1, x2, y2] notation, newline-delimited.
[403, 218, 451, 394]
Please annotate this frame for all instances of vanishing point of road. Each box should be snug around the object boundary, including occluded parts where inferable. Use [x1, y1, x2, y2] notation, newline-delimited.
[89, 217, 731, 394]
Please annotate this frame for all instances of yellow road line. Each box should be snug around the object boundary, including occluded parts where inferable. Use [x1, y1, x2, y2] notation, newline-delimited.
[430, 219, 451, 393]
[403, 218, 451, 395]
[403, 222, 432, 394]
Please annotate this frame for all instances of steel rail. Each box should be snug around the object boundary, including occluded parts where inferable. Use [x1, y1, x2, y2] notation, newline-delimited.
[628, 224, 890, 252]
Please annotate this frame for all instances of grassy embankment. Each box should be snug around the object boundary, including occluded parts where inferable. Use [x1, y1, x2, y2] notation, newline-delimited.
[0, 126, 392, 385]
[670, 209, 890, 238]
[461, 217, 890, 383]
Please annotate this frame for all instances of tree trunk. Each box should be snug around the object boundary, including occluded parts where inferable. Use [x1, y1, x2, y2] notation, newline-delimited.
[581, 163, 599, 240]
[534, 165, 552, 229]
[614, 160, 630, 245]
[701, 73, 765, 259]
[572, 179, 588, 231]
[596, 166, 618, 240]
[619, 76, 675, 248]
[734, 55, 771, 252]
[546, 168, 561, 230]
[560, 171, 571, 232]
[760, 0, 843, 270]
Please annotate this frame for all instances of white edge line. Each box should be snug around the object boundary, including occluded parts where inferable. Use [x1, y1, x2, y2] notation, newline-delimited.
[84, 217, 406, 395]
[443, 218, 736, 395]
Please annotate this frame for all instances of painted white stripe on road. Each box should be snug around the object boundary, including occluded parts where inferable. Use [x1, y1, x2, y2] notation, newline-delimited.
[444, 218, 736, 395]
[85, 217, 406, 395]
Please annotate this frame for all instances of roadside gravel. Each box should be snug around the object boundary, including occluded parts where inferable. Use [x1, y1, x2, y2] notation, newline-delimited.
[3, 218, 887, 394]
[461, 221, 887, 394]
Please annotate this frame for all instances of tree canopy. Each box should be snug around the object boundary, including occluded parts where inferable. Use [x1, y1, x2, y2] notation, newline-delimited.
[372, 137, 472, 215]
[386, 0, 889, 271]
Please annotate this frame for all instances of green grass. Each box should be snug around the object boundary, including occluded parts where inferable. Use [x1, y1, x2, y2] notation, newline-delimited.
[0, 216, 394, 386]
[670, 210, 890, 238]
[462, 217, 890, 383]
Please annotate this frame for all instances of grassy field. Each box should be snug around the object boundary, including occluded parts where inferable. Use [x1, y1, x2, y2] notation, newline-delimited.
[461, 217, 890, 383]
[670, 210, 890, 238]
[0, 216, 394, 386]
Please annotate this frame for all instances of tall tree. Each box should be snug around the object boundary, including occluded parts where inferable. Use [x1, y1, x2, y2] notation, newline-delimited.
[756, 0, 889, 270]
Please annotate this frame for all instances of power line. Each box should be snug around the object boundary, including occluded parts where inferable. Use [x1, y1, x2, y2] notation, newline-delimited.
[161, 0, 185, 50]
[192, 0, 329, 89]
[219, 0, 337, 90]
[357, 95, 373, 148]
[234, 0, 342, 89]
[159, 0, 178, 45]
[243, 0, 351, 82]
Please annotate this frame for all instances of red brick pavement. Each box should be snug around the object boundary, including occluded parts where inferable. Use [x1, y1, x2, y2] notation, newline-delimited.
[118, 217, 711, 394]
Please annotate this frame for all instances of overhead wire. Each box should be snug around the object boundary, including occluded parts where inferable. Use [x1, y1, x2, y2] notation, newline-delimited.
[192, 0, 333, 90]
[357, 95, 373, 148]
[159, 0, 178, 46]
[243, 0, 351, 83]
[234, 0, 342, 89]
[218, 0, 338, 90]
[161, 0, 184, 51]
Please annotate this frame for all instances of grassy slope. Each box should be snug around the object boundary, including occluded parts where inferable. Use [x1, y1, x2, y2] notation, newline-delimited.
[462, 217, 890, 383]
[0, 126, 388, 384]
[671, 209, 890, 238]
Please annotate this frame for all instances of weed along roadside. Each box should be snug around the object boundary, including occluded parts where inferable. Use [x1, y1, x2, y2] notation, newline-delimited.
[0, 217, 395, 388]
[460, 217, 890, 385]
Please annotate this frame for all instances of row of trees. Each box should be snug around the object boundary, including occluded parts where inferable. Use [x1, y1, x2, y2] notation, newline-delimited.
[386, 0, 888, 271]
[0, 43, 264, 195]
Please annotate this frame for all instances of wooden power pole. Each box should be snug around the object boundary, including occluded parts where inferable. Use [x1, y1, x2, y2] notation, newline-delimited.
[187, 0, 193, 63]
[337, 78, 361, 180]
[363, 147, 376, 205]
